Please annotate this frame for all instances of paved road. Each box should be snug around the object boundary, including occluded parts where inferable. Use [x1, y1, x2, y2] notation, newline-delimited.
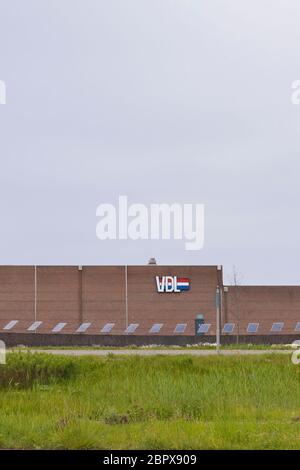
[16, 348, 292, 356]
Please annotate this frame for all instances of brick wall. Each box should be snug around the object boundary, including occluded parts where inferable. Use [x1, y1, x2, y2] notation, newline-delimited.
[224, 286, 300, 335]
[1, 266, 299, 337]
[126, 265, 220, 335]
[0, 265, 221, 335]
[0, 266, 35, 332]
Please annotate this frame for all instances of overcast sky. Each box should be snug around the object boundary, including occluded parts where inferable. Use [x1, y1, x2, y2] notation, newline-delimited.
[0, 1, 300, 284]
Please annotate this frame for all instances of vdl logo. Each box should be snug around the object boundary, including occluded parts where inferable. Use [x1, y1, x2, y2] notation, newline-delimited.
[156, 276, 190, 293]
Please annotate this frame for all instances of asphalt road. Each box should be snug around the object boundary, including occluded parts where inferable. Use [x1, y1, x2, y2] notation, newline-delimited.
[16, 348, 292, 356]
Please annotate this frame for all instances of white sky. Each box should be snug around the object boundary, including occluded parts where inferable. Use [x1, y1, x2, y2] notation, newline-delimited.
[0, 1, 300, 284]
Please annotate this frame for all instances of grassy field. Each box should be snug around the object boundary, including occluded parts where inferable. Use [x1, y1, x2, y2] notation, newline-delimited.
[1, 351, 300, 449]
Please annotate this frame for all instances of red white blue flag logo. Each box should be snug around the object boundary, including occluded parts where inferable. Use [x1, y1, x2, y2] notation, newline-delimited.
[156, 276, 190, 293]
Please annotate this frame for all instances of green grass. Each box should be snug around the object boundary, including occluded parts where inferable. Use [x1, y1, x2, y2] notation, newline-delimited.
[0, 352, 77, 388]
[1, 352, 300, 449]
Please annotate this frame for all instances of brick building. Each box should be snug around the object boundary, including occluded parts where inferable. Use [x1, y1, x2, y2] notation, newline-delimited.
[0, 264, 299, 338]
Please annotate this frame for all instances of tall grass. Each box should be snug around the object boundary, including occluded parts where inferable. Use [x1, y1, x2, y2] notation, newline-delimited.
[0, 352, 300, 449]
[0, 352, 77, 388]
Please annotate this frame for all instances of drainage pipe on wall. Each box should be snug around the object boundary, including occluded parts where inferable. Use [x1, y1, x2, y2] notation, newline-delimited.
[125, 265, 128, 329]
[34, 265, 37, 325]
